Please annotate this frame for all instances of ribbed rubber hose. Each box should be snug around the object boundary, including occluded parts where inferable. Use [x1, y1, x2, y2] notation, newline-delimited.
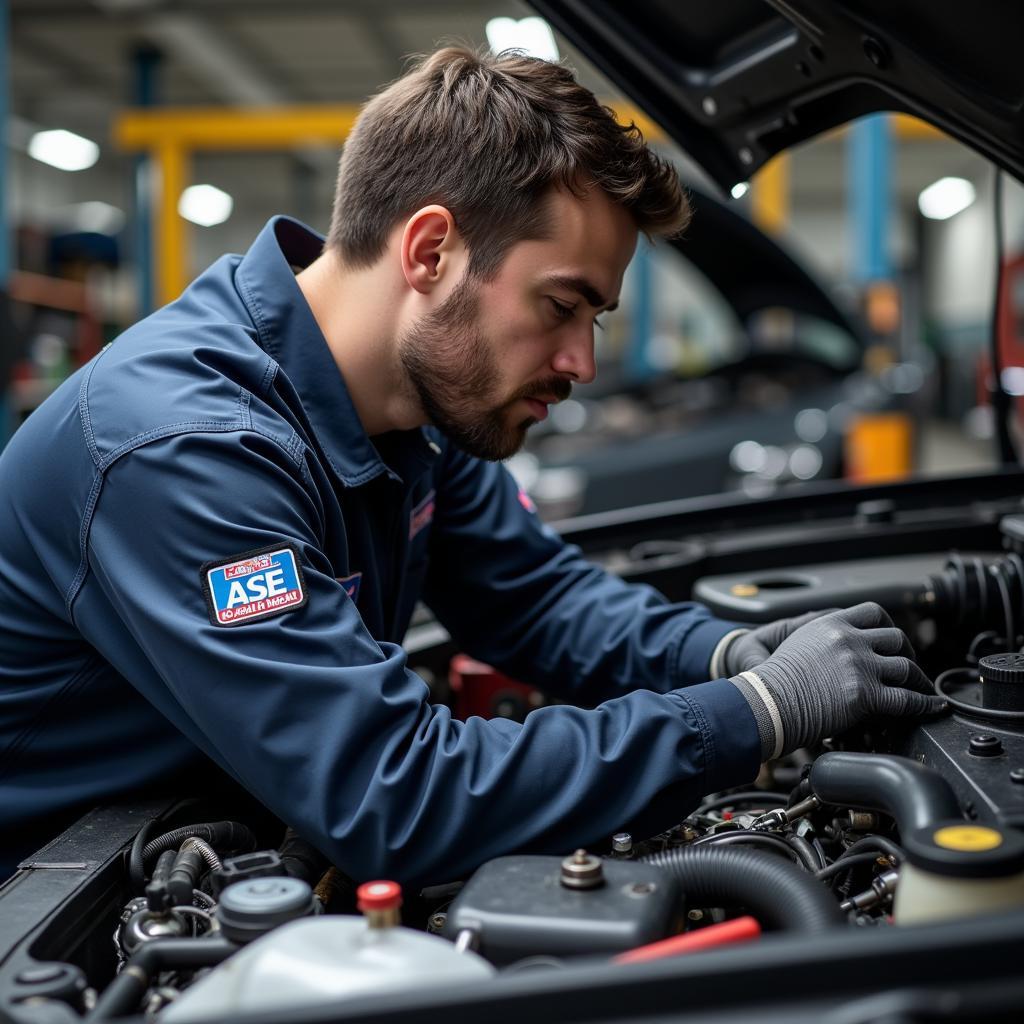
[141, 821, 255, 866]
[641, 845, 844, 933]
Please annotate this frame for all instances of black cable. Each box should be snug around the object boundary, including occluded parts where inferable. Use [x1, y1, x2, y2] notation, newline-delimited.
[784, 833, 823, 873]
[839, 834, 905, 866]
[141, 821, 256, 866]
[815, 852, 882, 882]
[935, 667, 1024, 721]
[690, 830, 800, 863]
[695, 791, 789, 814]
[990, 166, 1016, 465]
[129, 819, 155, 894]
[811, 837, 829, 870]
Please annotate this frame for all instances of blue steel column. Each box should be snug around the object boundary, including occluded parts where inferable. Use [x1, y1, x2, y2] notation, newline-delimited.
[847, 114, 892, 283]
[132, 46, 160, 317]
[625, 237, 654, 381]
[0, 0, 11, 447]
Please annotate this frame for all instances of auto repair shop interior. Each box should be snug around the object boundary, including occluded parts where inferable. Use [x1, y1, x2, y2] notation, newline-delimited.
[1, 2, 1024, 1023]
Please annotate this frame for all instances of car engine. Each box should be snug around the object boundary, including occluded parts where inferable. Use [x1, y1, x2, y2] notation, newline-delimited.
[3, 498, 1024, 1024]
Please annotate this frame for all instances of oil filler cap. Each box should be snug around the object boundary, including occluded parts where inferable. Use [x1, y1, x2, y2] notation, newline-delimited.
[903, 821, 1024, 879]
[979, 653, 1024, 712]
[216, 877, 317, 943]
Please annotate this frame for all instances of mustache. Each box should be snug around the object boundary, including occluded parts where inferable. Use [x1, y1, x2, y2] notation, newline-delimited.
[511, 377, 573, 405]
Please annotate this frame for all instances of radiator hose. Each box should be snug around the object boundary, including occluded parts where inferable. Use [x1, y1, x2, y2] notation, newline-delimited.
[809, 752, 961, 833]
[641, 845, 844, 932]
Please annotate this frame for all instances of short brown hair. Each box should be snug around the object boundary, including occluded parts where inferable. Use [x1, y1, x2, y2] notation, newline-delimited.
[327, 46, 689, 278]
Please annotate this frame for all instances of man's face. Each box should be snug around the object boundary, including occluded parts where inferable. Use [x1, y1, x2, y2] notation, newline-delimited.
[398, 186, 638, 461]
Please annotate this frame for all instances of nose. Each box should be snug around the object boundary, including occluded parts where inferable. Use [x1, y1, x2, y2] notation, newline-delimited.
[551, 323, 597, 385]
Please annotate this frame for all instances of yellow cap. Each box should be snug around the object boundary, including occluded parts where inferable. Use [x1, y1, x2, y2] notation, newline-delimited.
[932, 825, 1004, 853]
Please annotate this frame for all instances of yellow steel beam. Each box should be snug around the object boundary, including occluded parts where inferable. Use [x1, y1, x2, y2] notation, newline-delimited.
[114, 102, 662, 152]
[115, 105, 361, 151]
[156, 142, 188, 307]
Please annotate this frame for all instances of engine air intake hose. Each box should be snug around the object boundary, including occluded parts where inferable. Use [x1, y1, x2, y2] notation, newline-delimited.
[641, 846, 843, 932]
[809, 752, 961, 833]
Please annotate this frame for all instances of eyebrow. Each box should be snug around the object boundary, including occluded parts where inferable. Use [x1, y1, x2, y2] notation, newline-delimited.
[544, 275, 619, 313]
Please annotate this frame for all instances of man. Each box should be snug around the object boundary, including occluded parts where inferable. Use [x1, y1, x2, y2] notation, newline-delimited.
[0, 48, 943, 883]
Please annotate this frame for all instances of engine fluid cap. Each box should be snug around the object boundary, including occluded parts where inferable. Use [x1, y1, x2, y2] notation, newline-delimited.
[904, 821, 1024, 878]
[216, 876, 317, 943]
[357, 880, 402, 912]
[933, 825, 1003, 852]
[980, 653, 1024, 711]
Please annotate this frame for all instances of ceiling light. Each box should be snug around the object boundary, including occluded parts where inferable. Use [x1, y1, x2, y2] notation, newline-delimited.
[485, 17, 560, 61]
[178, 184, 233, 227]
[28, 129, 100, 172]
[918, 176, 976, 220]
[54, 201, 126, 235]
[730, 182, 750, 200]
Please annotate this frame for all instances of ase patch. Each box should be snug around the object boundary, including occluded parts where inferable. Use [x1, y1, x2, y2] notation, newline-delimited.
[201, 543, 307, 627]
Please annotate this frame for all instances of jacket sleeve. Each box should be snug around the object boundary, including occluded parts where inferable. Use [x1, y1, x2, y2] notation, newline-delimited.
[82, 429, 760, 887]
[423, 446, 741, 704]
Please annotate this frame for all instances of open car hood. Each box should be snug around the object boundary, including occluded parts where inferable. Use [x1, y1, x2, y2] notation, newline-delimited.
[530, 0, 1024, 190]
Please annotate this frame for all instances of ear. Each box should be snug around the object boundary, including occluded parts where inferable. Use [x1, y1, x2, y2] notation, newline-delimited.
[400, 205, 462, 295]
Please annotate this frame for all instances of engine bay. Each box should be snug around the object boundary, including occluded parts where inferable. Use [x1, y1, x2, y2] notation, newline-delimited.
[3, 476, 1024, 1024]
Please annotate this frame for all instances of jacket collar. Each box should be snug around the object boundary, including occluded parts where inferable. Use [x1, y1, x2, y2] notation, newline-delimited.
[235, 217, 437, 488]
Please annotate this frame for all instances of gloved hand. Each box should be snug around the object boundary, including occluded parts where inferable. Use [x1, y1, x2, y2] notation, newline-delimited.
[713, 609, 836, 678]
[728, 602, 946, 760]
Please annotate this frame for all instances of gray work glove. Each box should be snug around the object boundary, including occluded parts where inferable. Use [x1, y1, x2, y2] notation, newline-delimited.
[728, 602, 946, 760]
[713, 609, 836, 678]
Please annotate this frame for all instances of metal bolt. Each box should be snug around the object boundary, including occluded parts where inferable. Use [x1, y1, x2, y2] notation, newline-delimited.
[702, 96, 717, 117]
[612, 833, 633, 854]
[560, 849, 604, 890]
[428, 913, 447, 932]
[687, 909, 704, 922]
[1010, 768, 1024, 785]
[739, 147, 753, 165]
[847, 811, 878, 831]
[970, 734, 1004, 757]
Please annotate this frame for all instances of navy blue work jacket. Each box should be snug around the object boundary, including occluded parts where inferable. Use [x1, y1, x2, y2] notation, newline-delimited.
[0, 218, 760, 883]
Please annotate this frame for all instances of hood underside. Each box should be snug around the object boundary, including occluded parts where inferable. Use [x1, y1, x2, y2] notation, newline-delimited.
[530, 0, 1024, 190]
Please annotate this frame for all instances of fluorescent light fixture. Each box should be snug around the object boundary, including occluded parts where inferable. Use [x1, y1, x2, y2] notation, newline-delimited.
[486, 16, 560, 61]
[918, 176, 976, 220]
[28, 129, 99, 172]
[178, 184, 233, 227]
[730, 181, 750, 200]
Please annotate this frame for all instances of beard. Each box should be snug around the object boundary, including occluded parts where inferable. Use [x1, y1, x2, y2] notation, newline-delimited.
[398, 276, 571, 461]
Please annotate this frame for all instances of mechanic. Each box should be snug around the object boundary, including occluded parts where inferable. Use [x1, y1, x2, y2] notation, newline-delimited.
[0, 48, 945, 883]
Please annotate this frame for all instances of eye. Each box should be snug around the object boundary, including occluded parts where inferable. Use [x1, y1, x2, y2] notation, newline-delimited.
[549, 297, 575, 320]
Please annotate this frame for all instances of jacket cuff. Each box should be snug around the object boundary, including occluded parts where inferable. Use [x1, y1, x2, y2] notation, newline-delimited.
[668, 678, 762, 792]
[673, 614, 747, 686]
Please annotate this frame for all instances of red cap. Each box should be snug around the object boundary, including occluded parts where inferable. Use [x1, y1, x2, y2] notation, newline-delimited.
[357, 880, 402, 912]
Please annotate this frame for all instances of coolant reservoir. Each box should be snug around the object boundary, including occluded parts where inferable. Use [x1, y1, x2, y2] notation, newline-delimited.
[162, 880, 493, 1022]
[893, 822, 1024, 925]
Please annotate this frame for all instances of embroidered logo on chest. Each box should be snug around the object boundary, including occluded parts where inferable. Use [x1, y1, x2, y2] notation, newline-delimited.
[409, 489, 436, 540]
[202, 544, 307, 627]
